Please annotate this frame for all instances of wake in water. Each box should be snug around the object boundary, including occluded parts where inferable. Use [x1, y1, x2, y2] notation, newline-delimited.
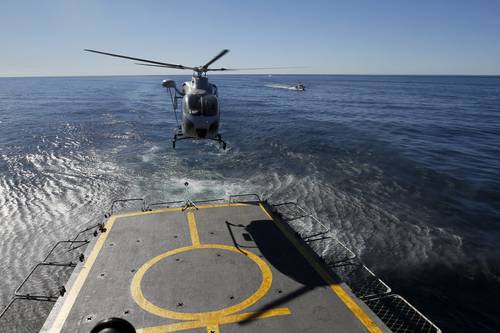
[265, 83, 305, 91]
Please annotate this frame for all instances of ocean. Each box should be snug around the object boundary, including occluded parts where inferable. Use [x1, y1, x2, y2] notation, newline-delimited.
[0, 75, 499, 332]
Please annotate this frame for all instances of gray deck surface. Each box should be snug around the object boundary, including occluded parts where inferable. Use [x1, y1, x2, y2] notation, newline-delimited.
[43, 203, 389, 333]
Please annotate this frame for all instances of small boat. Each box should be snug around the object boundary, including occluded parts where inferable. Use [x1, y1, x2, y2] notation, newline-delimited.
[294, 83, 305, 91]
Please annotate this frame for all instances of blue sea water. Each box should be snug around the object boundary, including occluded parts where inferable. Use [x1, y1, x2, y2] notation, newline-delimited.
[0, 75, 499, 332]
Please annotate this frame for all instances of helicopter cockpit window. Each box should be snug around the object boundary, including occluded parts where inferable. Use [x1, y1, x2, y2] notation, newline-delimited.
[186, 95, 201, 115]
[202, 95, 218, 116]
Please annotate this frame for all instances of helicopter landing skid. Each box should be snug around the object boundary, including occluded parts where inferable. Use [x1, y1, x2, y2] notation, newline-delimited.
[172, 131, 227, 150]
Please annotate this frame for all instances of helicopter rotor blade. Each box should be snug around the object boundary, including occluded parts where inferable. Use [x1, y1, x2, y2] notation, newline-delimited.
[84, 49, 195, 70]
[135, 63, 172, 68]
[202, 49, 230, 70]
[207, 66, 303, 71]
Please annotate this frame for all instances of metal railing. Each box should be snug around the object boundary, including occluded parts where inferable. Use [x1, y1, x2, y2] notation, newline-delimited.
[330, 262, 392, 300]
[272, 202, 330, 233]
[71, 223, 103, 242]
[268, 200, 441, 333]
[269, 202, 359, 263]
[0, 224, 102, 331]
[106, 198, 147, 217]
[12, 239, 91, 302]
[0, 297, 56, 333]
[193, 198, 226, 205]
[229, 193, 262, 203]
[14, 263, 75, 299]
[365, 295, 442, 333]
[43, 240, 89, 264]
[104, 193, 263, 216]
[147, 200, 185, 209]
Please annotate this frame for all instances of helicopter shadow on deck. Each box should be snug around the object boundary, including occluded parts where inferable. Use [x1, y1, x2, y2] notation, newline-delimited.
[226, 217, 338, 325]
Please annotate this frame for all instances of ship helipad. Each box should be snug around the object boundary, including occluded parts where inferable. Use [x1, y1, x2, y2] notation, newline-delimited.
[41, 200, 393, 333]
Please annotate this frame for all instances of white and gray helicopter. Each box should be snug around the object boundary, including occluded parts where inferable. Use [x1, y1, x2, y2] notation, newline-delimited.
[85, 48, 280, 149]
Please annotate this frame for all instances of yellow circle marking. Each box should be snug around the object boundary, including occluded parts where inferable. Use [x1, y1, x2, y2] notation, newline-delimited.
[131, 244, 272, 322]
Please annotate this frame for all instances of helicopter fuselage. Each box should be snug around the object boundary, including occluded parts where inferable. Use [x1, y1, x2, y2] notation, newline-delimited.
[180, 76, 220, 139]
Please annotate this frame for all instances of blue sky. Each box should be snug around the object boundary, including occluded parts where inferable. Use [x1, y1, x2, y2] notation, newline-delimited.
[1, 0, 499, 76]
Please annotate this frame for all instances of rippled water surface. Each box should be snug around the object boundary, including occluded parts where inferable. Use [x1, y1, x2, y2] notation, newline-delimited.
[0, 75, 499, 332]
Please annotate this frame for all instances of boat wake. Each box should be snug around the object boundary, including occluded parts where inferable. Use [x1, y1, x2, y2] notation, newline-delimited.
[265, 83, 304, 91]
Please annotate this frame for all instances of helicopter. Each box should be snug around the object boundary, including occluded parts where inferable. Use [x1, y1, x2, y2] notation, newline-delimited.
[85, 48, 278, 149]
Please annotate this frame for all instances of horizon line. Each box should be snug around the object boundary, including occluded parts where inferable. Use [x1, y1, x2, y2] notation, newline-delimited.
[1, 73, 500, 79]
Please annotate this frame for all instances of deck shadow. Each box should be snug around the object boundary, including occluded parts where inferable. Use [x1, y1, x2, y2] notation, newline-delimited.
[238, 219, 336, 324]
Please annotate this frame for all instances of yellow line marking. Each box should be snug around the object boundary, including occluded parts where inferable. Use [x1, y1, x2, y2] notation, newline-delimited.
[49, 216, 118, 333]
[137, 308, 291, 332]
[136, 320, 202, 333]
[258, 203, 384, 333]
[206, 324, 219, 333]
[113, 203, 250, 219]
[186, 211, 200, 246]
[218, 307, 291, 324]
[198, 203, 249, 209]
[131, 244, 274, 321]
[114, 207, 182, 218]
